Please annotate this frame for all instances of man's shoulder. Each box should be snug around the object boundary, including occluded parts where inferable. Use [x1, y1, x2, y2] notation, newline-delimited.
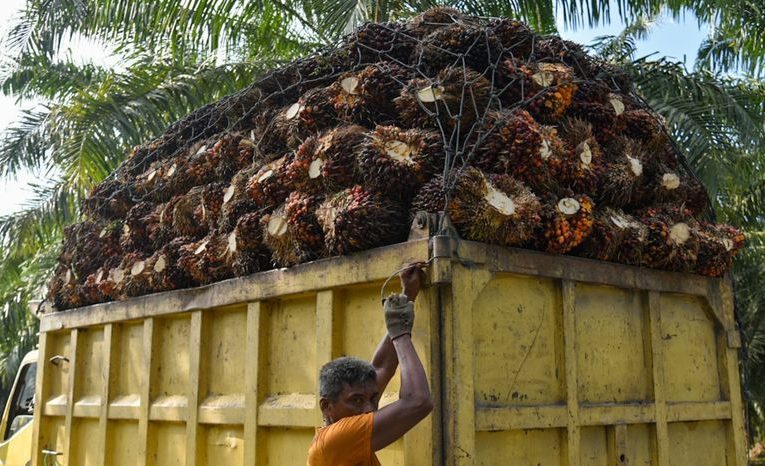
[308, 413, 376, 465]
[315, 412, 374, 444]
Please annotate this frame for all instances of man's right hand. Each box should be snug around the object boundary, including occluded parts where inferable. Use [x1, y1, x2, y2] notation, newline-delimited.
[384, 293, 414, 340]
[400, 262, 427, 301]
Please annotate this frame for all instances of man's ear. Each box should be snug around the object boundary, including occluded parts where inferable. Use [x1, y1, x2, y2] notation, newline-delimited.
[319, 397, 330, 415]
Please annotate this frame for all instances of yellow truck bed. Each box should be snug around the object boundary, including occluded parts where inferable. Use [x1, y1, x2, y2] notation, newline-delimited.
[30, 231, 747, 465]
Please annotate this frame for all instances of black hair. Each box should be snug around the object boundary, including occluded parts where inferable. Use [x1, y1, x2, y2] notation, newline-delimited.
[319, 356, 376, 401]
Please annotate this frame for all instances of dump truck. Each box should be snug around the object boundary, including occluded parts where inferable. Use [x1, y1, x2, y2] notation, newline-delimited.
[0, 218, 749, 465]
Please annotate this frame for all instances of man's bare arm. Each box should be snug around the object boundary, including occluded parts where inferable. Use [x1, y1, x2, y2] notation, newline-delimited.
[371, 335, 397, 394]
[370, 263, 427, 394]
[371, 334, 432, 451]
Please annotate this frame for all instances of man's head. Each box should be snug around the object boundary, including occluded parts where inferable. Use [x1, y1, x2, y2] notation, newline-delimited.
[319, 356, 379, 425]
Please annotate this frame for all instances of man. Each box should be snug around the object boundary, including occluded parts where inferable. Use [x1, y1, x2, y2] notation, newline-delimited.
[308, 263, 433, 465]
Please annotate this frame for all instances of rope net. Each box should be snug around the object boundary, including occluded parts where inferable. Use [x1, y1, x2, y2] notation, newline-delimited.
[48, 7, 745, 310]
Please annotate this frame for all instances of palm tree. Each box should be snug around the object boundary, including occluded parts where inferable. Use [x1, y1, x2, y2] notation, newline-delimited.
[1, 0, 764, 433]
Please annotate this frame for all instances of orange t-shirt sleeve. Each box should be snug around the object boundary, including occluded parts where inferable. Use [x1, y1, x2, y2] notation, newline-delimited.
[309, 412, 374, 465]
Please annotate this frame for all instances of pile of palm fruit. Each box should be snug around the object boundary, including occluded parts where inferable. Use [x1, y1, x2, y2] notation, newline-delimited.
[47, 8, 746, 310]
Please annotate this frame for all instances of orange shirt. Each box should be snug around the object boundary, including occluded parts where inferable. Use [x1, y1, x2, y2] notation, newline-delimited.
[307, 412, 381, 466]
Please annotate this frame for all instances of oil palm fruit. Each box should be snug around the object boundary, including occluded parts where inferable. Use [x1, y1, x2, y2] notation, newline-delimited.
[488, 18, 534, 59]
[246, 154, 294, 209]
[395, 66, 490, 131]
[639, 206, 699, 272]
[287, 125, 365, 194]
[696, 223, 746, 277]
[82, 177, 134, 220]
[96, 252, 146, 301]
[149, 236, 196, 292]
[49, 266, 82, 310]
[262, 192, 325, 266]
[413, 24, 502, 75]
[451, 168, 542, 246]
[473, 110, 567, 192]
[59, 220, 123, 279]
[499, 59, 577, 121]
[317, 185, 407, 255]
[123, 253, 164, 298]
[598, 137, 647, 207]
[578, 207, 646, 264]
[177, 233, 237, 286]
[405, 7, 465, 38]
[210, 132, 256, 180]
[346, 21, 415, 64]
[172, 183, 225, 237]
[566, 82, 628, 144]
[330, 62, 409, 125]
[539, 193, 595, 254]
[145, 197, 180, 250]
[618, 109, 664, 142]
[181, 140, 222, 189]
[357, 125, 444, 201]
[649, 167, 709, 216]
[120, 202, 156, 253]
[559, 118, 604, 195]
[269, 87, 338, 152]
[413, 168, 542, 246]
[219, 165, 262, 230]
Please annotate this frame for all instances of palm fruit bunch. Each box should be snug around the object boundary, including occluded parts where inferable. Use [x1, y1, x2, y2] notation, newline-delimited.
[56, 221, 123, 281]
[404, 7, 465, 38]
[577, 208, 647, 264]
[329, 62, 410, 125]
[265, 87, 338, 153]
[245, 154, 294, 209]
[357, 125, 444, 201]
[499, 59, 578, 122]
[566, 83, 625, 145]
[619, 108, 665, 143]
[317, 186, 408, 255]
[172, 183, 225, 238]
[120, 202, 156, 253]
[395, 66, 490, 130]
[48, 9, 747, 311]
[474, 110, 567, 192]
[210, 132, 256, 180]
[144, 199, 179, 250]
[287, 125, 366, 194]
[696, 223, 746, 277]
[122, 253, 166, 298]
[538, 194, 595, 254]
[638, 206, 700, 272]
[487, 18, 534, 58]
[177, 233, 241, 286]
[558, 119, 605, 195]
[413, 168, 542, 246]
[262, 192, 325, 266]
[219, 165, 262, 231]
[647, 166, 709, 216]
[345, 21, 415, 64]
[597, 137, 648, 207]
[413, 23, 502, 74]
[94, 252, 146, 303]
[227, 212, 272, 276]
[82, 176, 133, 220]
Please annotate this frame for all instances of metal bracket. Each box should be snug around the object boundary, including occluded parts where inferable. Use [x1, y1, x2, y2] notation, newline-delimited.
[49, 355, 69, 367]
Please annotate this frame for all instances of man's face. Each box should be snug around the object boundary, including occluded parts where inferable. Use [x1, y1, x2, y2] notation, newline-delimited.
[320, 378, 380, 424]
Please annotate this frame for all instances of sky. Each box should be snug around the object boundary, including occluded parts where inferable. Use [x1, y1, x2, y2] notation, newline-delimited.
[0, 3, 709, 216]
